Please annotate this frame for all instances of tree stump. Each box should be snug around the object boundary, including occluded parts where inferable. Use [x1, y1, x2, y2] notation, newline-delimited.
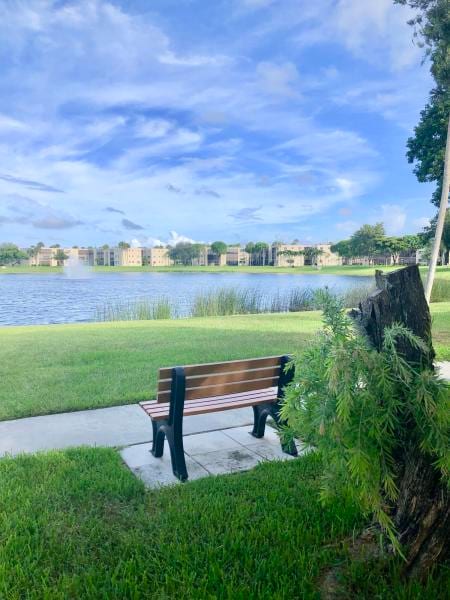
[351, 265, 449, 578]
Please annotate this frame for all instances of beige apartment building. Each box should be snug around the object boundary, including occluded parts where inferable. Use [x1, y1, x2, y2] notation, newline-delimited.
[271, 244, 305, 267]
[27, 241, 343, 269]
[226, 246, 250, 266]
[94, 246, 142, 266]
[313, 243, 342, 267]
[143, 246, 173, 267]
[28, 246, 95, 267]
[28, 247, 58, 266]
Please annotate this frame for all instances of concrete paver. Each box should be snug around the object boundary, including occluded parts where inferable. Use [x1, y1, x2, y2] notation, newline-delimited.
[120, 424, 300, 488]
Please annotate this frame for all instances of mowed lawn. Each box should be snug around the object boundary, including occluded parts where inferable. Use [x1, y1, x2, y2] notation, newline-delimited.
[0, 448, 448, 599]
[0, 305, 449, 421]
[0, 312, 321, 420]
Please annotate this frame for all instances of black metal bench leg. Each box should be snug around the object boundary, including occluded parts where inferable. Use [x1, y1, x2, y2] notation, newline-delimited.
[251, 404, 271, 438]
[166, 428, 188, 482]
[151, 420, 166, 458]
[166, 366, 188, 482]
[271, 404, 298, 456]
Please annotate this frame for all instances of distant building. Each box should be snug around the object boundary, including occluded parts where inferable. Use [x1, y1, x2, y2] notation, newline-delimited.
[271, 244, 305, 267]
[312, 243, 342, 267]
[67, 247, 95, 266]
[93, 247, 142, 266]
[226, 246, 250, 266]
[143, 247, 173, 267]
[207, 248, 227, 266]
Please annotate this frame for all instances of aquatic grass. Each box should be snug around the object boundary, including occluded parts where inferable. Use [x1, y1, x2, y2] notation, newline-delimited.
[95, 296, 173, 321]
[191, 287, 264, 317]
[339, 282, 375, 308]
[95, 284, 376, 322]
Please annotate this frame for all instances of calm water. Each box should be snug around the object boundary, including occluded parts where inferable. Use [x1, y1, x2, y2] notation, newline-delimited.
[0, 272, 365, 326]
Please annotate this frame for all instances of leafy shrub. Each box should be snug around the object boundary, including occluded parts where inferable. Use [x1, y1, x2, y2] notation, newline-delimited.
[280, 290, 449, 550]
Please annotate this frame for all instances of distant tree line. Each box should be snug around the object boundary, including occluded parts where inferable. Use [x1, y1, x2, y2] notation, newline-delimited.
[331, 223, 426, 265]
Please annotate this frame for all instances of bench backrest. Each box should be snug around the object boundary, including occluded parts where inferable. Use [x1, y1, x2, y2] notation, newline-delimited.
[157, 355, 290, 403]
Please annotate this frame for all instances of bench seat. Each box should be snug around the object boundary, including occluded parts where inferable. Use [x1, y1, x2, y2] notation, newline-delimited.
[140, 387, 278, 420]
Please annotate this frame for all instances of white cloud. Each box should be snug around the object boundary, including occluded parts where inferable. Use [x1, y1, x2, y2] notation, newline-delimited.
[0, 115, 27, 131]
[256, 61, 300, 96]
[381, 204, 407, 234]
[134, 119, 173, 139]
[158, 51, 229, 67]
[135, 231, 204, 247]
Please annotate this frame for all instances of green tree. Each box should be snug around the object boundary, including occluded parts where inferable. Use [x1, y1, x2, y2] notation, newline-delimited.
[210, 241, 227, 256]
[350, 223, 386, 263]
[278, 248, 303, 266]
[301, 246, 324, 266]
[376, 236, 408, 265]
[395, 1, 450, 206]
[118, 241, 130, 249]
[253, 242, 269, 266]
[168, 242, 203, 265]
[0, 243, 28, 265]
[54, 249, 69, 266]
[422, 208, 450, 264]
[244, 242, 255, 265]
[331, 239, 353, 260]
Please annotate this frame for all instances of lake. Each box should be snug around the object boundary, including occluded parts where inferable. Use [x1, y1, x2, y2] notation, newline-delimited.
[0, 272, 367, 326]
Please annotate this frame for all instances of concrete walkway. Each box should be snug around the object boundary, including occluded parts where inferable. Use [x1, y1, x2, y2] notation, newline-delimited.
[0, 404, 254, 457]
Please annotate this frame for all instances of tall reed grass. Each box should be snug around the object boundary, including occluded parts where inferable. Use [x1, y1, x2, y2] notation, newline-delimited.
[95, 283, 376, 322]
[95, 296, 173, 321]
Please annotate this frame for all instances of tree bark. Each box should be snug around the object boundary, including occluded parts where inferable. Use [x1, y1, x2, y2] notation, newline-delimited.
[351, 265, 449, 579]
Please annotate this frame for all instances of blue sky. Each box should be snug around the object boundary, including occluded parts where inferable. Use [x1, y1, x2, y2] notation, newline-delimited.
[0, 0, 436, 247]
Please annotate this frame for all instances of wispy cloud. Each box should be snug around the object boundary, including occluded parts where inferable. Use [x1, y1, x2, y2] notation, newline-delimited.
[32, 217, 84, 229]
[0, 173, 64, 193]
[122, 218, 144, 231]
[195, 186, 221, 198]
[105, 206, 125, 215]
[229, 206, 263, 222]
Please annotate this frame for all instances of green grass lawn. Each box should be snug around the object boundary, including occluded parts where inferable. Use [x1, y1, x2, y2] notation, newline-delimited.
[2, 263, 450, 277]
[0, 448, 447, 598]
[0, 306, 449, 422]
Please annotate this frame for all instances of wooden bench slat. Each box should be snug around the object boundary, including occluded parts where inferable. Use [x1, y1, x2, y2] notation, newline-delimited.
[143, 393, 278, 420]
[142, 387, 277, 410]
[157, 377, 279, 402]
[157, 365, 281, 393]
[158, 355, 281, 379]
[142, 388, 277, 415]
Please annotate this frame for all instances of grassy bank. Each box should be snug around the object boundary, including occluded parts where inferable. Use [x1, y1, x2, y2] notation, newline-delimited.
[2, 263, 450, 277]
[1, 306, 449, 421]
[0, 448, 447, 598]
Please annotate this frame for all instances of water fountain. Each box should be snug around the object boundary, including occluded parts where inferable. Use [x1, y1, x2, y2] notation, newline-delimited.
[63, 255, 92, 279]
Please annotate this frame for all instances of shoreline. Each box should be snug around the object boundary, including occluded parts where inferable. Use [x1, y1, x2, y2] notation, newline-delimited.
[1, 264, 447, 277]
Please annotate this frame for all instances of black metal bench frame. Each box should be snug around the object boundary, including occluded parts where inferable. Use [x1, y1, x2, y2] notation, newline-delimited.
[148, 355, 296, 481]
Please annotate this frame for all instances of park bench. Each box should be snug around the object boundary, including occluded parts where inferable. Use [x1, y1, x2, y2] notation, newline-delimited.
[140, 354, 297, 481]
